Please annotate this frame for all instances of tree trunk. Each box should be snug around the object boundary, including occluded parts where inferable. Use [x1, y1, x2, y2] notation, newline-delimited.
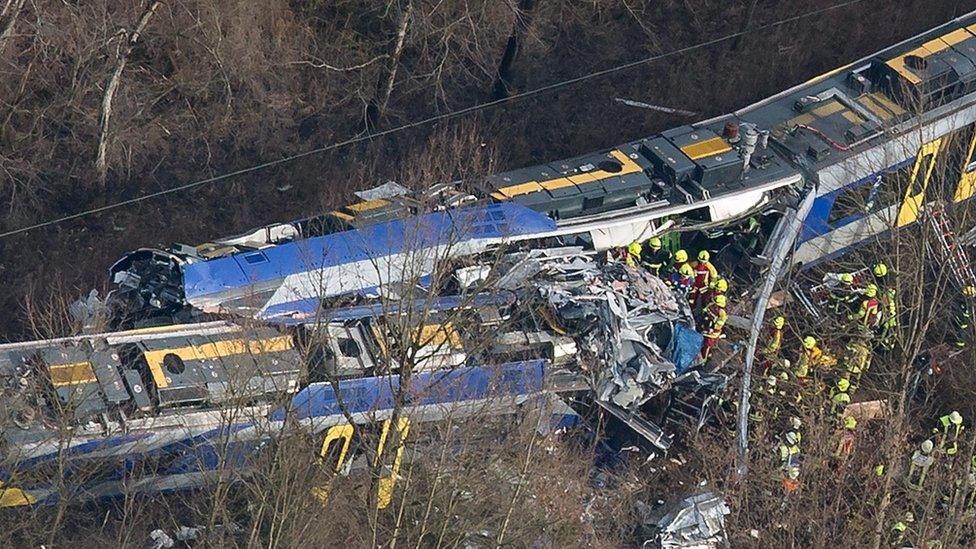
[492, 0, 536, 100]
[95, 1, 161, 188]
[0, 0, 27, 56]
[366, 0, 413, 130]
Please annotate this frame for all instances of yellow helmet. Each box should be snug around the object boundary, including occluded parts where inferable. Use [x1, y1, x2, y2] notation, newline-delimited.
[965, 286, 976, 298]
[840, 273, 854, 285]
[713, 278, 729, 292]
[628, 242, 642, 256]
[865, 284, 878, 297]
[698, 250, 710, 262]
[773, 316, 786, 329]
[873, 263, 888, 277]
[714, 295, 727, 307]
[674, 249, 688, 263]
[837, 378, 850, 391]
[802, 336, 817, 349]
[647, 236, 662, 249]
[844, 415, 858, 430]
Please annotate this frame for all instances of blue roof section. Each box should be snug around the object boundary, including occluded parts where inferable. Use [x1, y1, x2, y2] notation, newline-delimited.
[271, 360, 546, 422]
[183, 203, 556, 303]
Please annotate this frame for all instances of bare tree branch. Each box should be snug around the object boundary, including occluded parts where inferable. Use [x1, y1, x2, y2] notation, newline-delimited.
[95, 1, 162, 187]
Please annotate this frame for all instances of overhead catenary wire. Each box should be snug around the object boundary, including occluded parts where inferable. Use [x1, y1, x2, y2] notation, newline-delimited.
[0, 0, 870, 240]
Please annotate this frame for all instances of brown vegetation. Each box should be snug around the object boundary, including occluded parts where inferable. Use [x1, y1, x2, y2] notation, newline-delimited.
[0, 0, 971, 341]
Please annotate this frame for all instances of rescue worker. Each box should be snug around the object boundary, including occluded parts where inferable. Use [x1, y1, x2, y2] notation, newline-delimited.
[750, 373, 786, 425]
[828, 272, 858, 317]
[796, 336, 834, 379]
[953, 286, 976, 348]
[842, 339, 872, 388]
[641, 236, 672, 277]
[778, 431, 801, 471]
[890, 512, 915, 547]
[849, 283, 881, 332]
[670, 249, 695, 293]
[833, 415, 857, 461]
[829, 378, 852, 418]
[873, 262, 898, 348]
[691, 250, 719, 310]
[932, 410, 965, 457]
[703, 277, 729, 306]
[700, 294, 728, 362]
[782, 466, 801, 494]
[626, 241, 642, 268]
[759, 315, 786, 375]
[907, 439, 936, 491]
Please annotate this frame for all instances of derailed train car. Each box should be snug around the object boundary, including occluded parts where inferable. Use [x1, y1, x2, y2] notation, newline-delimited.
[1, 250, 702, 508]
[108, 11, 976, 327]
[9, 10, 976, 511]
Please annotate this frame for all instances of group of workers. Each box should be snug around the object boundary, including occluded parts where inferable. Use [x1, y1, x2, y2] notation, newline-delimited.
[623, 237, 729, 363]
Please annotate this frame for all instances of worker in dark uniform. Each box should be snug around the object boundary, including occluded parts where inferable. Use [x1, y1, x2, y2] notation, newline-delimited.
[641, 236, 672, 278]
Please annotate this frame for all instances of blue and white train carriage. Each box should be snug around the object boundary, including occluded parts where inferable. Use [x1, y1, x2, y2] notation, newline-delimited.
[107, 12, 976, 324]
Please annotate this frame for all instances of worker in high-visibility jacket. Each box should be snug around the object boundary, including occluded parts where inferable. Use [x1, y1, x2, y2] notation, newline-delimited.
[641, 236, 672, 277]
[778, 431, 801, 471]
[700, 294, 728, 362]
[953, 286, 976, 348]
[873, 262, 898, 348]
[702, 277, 728, 306]
[795, 336, 834, 379]
[670, 249, 695, 292]
[890, 512, 915, 547]
[834, 415, 857, 460]
[932, 411, 965, 457]
[829, 378, 852, 418]
[626, 242, 642, 268]
[759, 315, 785, 375]
[849, 283, 881, 331]
[691, 250, 719, 310]
[843, 339, 872, 387]
[908, 439, 936, 490]
[828, 273, 858, 317]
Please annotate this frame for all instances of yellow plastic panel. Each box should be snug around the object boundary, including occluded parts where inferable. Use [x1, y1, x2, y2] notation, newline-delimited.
[954, 128, 976, 203]
[311, 423, 355, 503]
[143, 335, 294, 389]
[376, 417, 410, 510]
[680, 137, 733, 160]
[897, 138, 943, 227]
[49, 361, 97, 387]
[0, 482, 36, 507]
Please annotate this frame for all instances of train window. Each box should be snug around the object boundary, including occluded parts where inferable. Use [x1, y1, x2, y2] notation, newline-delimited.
[829, 184, 872, 226]
[242, 252, 268, 265]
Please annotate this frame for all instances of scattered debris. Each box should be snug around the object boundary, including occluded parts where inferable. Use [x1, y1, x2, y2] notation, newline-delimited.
[638, 490, 731, 548]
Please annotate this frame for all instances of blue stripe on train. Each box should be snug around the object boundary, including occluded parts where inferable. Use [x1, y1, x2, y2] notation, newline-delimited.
[799, 157, 914, 244]
[182, 204, 556, 303]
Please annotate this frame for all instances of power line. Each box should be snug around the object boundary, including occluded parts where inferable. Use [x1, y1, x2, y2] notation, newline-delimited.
[0, 0, 867, 240]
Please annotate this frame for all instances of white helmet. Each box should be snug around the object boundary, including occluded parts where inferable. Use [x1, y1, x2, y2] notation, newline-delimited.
[950, 411, 963, 425]
[921, 439, 934, 453]
[786, 431, 799, 445]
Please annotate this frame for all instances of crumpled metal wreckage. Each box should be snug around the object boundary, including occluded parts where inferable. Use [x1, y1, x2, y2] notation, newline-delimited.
[530, 254, 694, 413]
[638, 490, 731, 548]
